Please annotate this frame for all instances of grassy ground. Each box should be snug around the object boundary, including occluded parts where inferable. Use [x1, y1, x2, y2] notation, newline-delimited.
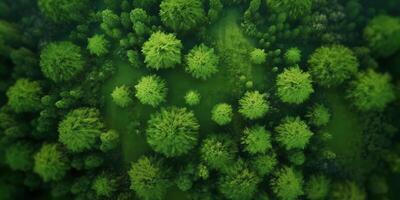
[101, 8, 260, 199]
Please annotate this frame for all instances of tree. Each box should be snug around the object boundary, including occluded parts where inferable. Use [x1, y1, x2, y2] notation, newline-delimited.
[200, 136, 236, 171]
[308, 45, 359, 87]
[275, 117, 313, 150]
[271, 166, 304, 200]
[142, 31, 182, 70]
[87, 35, 109, 56]
[40, 41, 85, 82]
[284, 47, 301, 64]
[111, 85, 132, 108]
[239, 91, 269, 120]
[241, 125, 272, 154]
[252, 153, 277, 176]
[92, 174, 117, 197]
[330, 181, 366, 200]
[219, 160, 261, 200]
[184, 90, 201, 106]
[37, 0, 88, 22]
[364, 15, 400, 57]
[266, 0, 312, 19]
[128, 156, 169, 200]
[347, 69, 395, 111]
[135, 75, 168, 107]
[305, 175, 330, 200]
[58, 108, 104, 152]
[6, 79, 42, 113]
[160, 0, 206, 32]
[146, 107, 199, 157]
[5, 142, 34, 171]
[34, 144, 69, 182]
[306, 104, 330, 127]
[185, 44, 219, 80]
[211, 103, 233, 125]
[100, 9, 122, 38]
[276, 66, 314, 104]
[250, 48, 267, 65]
[100, 130, 120, 152]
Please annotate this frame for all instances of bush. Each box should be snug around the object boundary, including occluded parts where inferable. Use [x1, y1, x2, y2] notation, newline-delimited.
[271, 166, 304, 200]
[184, 90, 201, 106]
[160, 0, 206, 32]
[276, 66, 314, 104]
[40, 42, 85, 82]
[364, 15, 400, 57]
[306, 104, 330, 127]
[185, 44, 219, 80]
[211, 103, 233, 125]
[308, 45, 359, 87]
[241, 125, 272, 154]
[146, 107, 199, 157]
[128, 156, 169, 200]
[250, 48, 267, 65]
[34, 144, 69, 182]
[142, 31, 182, 70]
[275, 117, 313, 150]
[92, 174, 117, 197]
[347, 69, 395, 111]
[6, 79, 42, 113]
[200, 136, 236, 171]
[5, 142, 34, 171]
[266, 0, 312, 19]
[58, 108, 104, 152]
[38, 0, 88, 22]
[305, 175, 330, 200]
[239, 91, 269, 119]
[87, 35, 109, 56]
[135, 75, 168, 107]
[111, 85, 132, 108]
[284, 47, 301, 64]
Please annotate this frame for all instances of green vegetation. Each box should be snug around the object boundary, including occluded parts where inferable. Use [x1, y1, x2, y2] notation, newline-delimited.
[276, 66, 314, 104]
[146, 107, 199, 157]
[40, 42, 85, 82]
[1, 1, 400, 199]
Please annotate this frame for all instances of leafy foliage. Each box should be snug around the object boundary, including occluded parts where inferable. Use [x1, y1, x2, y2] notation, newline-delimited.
[160, 0, 206, 31]
[111, 85, 132, 108]
[5, 142, 34, 171]
[271, 166, 304, 200]
[33, 144, 69, 182]
[135, 75, 168, 107]
[38, 0, 88, 22]
[211, 103, 233, 125]
[6, 79, 42, 113]
[266, 0, 313, 19]
[185, 44, 219, 80]
[201, 136, 236, 171]
[275, 117, 313, 150]
[330, 181, 366, 200]
[87, 35, 109, 56]
[306, 104, 331, 127]
[239, 91, 269, 119]
[284, 47, 302, 64]
[58, 108, 104, 152]
[305, 175, 330, 200]
[241, 125, 272, 154]
[276, 66, 314, 104]
[184, 90, 201, 106]
[250, 48, 267, 64]
[146, 107, 199, 157]
[92, 174, 117, 197]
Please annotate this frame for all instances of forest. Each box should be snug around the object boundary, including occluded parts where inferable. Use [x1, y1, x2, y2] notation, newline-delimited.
[0, 0, 400, 199]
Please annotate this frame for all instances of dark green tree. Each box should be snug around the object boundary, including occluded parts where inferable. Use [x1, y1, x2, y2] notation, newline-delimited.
[37, 0, 88, 22]
[266, 0, 312, 19]
[5, 142, 34, 171]
[160, 0, 206, 32]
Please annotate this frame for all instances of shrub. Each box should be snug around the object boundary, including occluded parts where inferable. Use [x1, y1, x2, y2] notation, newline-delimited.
[160, 0, 206, 31]
[5, 142, 34, 171]
[239, 91, 269, 120]
[241, 125, 272, 154]
[284, 47, 302, 64]
[6, 79, 42, 113]
[305, 175, 330, 200]
[38, 0, 88, 22]
[87, 35, 109, 56]
[276, 66, 314, 104]
[185, 44, 219, 80]
[250, 48, 267, 65]
[306, 104, 331, 126]
[200, 136, 236, 171]
[128, 156, 169, 200]
[271, 166, 304, 200]
[111, 85, 132, 108]
[92, 174, 117, 197]
[347, 69, 395, 111]
[146, 107, 199, 157]
[135, 75, 168, 107]
[364, 15, 400, 57]
[266, 0, 312, 19]
[34, 144, 69, 182]
[275, 117, 313, 150]
[184, 90, 201, 106]
[308, 45, 359, 87]
[58, 108, 104, 152]
[142, 31, 182, 70]
[40, 42, 85, 82]
[211, 103, 233, 125]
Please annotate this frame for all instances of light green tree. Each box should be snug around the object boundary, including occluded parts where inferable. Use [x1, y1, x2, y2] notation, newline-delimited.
[284, 47, 302, 64]
[271, 166, 304, 200]
[241, 125, 272, 154]
[135, 75, 168, 107]
[276, 66, 314, 104]
[111, 85, 132, 108]
[184, 90, 201, 106]
[200, 136, 236, 171]
[185, 44, 219, 80]
[34, 144, 69, 182]
[211, 103, 233, 125]
[239, 91, 269, 119]
[250, 48, 267, 65]
[92, 174, 118, 197]
[306, 104, 331, 127]
[87, 34, 109, 56]
[275, 117, 313, 150]
[160, 0, 206, 32]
